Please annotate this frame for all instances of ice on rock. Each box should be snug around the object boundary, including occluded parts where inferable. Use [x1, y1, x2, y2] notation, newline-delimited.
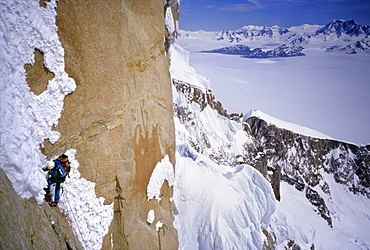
[147, 210, 155, 224]
[147, 155, 175, 201]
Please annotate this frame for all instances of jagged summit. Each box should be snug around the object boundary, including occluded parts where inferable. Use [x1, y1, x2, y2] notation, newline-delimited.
[315, 19, 370, 37]
[215, 24, 290, 42]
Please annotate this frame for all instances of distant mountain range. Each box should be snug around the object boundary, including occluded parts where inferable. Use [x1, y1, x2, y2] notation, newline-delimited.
[200, 19, 370, 57]
[215, 19, 369, 42]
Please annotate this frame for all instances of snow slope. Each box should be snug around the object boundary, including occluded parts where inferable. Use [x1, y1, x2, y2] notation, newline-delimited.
[0, 0, 75, 201]
[272, 174, 370, 249]
[170, 43, 277, 249]
[174, 147, 276, 250]
[0, 1, 113, 249]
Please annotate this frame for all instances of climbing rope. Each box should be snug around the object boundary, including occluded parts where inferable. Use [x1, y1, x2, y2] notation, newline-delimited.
[62, 186, 88, 250]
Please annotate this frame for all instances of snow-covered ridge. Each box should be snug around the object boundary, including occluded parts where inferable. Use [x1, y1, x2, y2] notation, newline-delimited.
[327, 39, 370, 54]
[214, 19, 370, 42]
[245, 109, 332, 140]
[170, 42, 277, 249]
[174, 147, 276, 250]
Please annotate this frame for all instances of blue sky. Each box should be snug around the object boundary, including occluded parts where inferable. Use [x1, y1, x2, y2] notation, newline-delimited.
[179, 0, 370, 31]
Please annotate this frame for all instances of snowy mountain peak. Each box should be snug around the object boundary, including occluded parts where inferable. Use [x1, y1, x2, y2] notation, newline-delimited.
[215, 24, 290, 42]
[180, 19, 370, 55]
[315, 19, 370, 37]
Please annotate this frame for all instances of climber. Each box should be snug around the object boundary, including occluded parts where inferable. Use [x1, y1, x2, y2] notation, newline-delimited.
[42, 154, 70, 207]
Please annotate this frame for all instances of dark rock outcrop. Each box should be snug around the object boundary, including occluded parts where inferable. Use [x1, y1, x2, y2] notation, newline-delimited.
[244, 116, 369, 226]
[202, 44, 305, 58]
[173, 79, 228, 117]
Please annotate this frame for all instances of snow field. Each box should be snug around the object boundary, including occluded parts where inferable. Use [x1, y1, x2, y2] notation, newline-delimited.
[272, 173, 370, 250]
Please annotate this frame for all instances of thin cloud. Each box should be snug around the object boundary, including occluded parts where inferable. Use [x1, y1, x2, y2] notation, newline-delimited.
[219, 0, 284, 12]
[219, 3, 263, 12]
[247, 0, 261, 6]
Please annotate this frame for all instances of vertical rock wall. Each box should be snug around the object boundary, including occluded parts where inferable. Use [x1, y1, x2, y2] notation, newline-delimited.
[42, 0, 178, 249]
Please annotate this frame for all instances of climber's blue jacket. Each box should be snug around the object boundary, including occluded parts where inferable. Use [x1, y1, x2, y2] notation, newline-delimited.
[43, 160, 67, 203]
[42, 160, 67, 180]
[50, 160, 67, 179]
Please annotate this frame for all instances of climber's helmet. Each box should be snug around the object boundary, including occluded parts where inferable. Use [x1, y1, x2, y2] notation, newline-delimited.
[47, 161, 55, 170]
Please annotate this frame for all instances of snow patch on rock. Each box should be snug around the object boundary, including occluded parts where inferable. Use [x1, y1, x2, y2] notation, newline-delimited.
[58, 149, 113, 250]
[147, 155, 175, 201]
[147, 209, 155, 224]
[0, 0, 75, 203]
[0, 2, 113, 249]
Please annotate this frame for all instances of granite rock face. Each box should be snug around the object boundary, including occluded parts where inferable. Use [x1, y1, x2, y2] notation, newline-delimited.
[0, 171, 82, 250]
[42, 0, 178, 249]
[1, 0, 178, 248]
